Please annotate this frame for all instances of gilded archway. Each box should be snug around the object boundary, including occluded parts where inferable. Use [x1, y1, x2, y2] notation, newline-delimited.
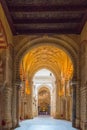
[14, 36, 79, 83]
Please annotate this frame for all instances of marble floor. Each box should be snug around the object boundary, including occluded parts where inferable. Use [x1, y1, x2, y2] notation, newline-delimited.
[15, 116, 78, 130]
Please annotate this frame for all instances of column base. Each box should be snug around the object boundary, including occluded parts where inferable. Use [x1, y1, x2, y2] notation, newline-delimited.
[1, 120, 12, 130]
[11, 124, 20, 130]
[54, 114, 64, 119]
[75, 118, 80, 129]
[12, 120, 17, 128]
[80, 121, 87, 130]
[16, 123, 20, 127]
[28, 113, 33, 119]
[72, 120, 76, 128]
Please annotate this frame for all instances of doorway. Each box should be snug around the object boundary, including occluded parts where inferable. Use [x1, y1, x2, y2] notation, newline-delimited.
[38, 87, 50, 115]
[32, 68, 56, 117]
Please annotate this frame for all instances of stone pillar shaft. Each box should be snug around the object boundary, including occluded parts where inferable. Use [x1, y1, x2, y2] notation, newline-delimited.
[16, 87, 20, 126]
[55, 80, 61, 118]
[12, 86, 17, 128]
[3, 87, 12, 129]
[72, 85, 76, 127]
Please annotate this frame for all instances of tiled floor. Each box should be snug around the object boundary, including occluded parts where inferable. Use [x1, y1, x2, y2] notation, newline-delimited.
[15, 116, 78, 130]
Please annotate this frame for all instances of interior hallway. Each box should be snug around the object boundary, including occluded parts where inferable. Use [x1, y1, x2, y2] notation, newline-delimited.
[15, 116, 78, 130]
[1, 1, 87, 130]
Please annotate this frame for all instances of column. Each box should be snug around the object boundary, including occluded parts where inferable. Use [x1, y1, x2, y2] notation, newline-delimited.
[12, 84, 17, 128]
[72, 84, 76, 127]
[71, 78, 80, 128]
[4, 44, 14, 129]
[66, 98, 68, 120]
[56, 80, 61, 119]
[16, 85, 20, 126]
[28, 94, 33, 118]
[2, 85, 12, 130]
[30, 81, 33, 118]
[21, 100, 24, 119]
[75, 82, 80, 128]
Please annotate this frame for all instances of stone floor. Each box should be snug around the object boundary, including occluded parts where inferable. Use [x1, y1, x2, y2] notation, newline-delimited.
[15, 116, 78, 130]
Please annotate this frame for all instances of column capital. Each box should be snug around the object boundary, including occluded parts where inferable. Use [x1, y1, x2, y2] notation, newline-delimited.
[15, 82, 22, 91]
[17, 85, 21, 90]
[0, 81, 12, 92]
[7, 43, 14, 49]
[70, 80, 78, 86]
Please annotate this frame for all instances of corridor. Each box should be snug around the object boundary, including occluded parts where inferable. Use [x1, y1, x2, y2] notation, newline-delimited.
[15, 116, 78, 130]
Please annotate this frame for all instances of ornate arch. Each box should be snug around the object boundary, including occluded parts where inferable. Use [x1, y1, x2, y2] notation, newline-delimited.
[14, 35, 79, 83]
[37, 85, 52, 93]
[13, 35, 80, 128]
[31, 65, 58, 80]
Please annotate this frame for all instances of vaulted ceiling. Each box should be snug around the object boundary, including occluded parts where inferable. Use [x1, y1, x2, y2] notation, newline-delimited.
[1, 0, 87, 34]
[20, 45, 73, 81]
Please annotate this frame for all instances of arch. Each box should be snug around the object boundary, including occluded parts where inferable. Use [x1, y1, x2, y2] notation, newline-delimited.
[37, 85, 52, 94]
[14, 36, 78, 83]
[38, 86, 51, 115]
[16, 36, 78, 63]
[13, 35, 80, 129]
[32, 66, 57, 81]
[38, 86, 50, 93]
[15, 36, 79, 56]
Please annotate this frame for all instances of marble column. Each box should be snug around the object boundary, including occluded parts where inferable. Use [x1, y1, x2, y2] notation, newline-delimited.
[66, 98, 68, 120]
[72, 83, 76, 128]
[75, 82, 80, 129]
[28, 94, 33, 118]
[12, 84, 17, 128]
[71, 53, 80, 129]
[29, 81, 33, 118]
[21, 100, 24, 119]
[16, 85, 20, 127]
[2, 85, 12, 129]
[55, 80, 61, 118]
[4, 44, 14, 129]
